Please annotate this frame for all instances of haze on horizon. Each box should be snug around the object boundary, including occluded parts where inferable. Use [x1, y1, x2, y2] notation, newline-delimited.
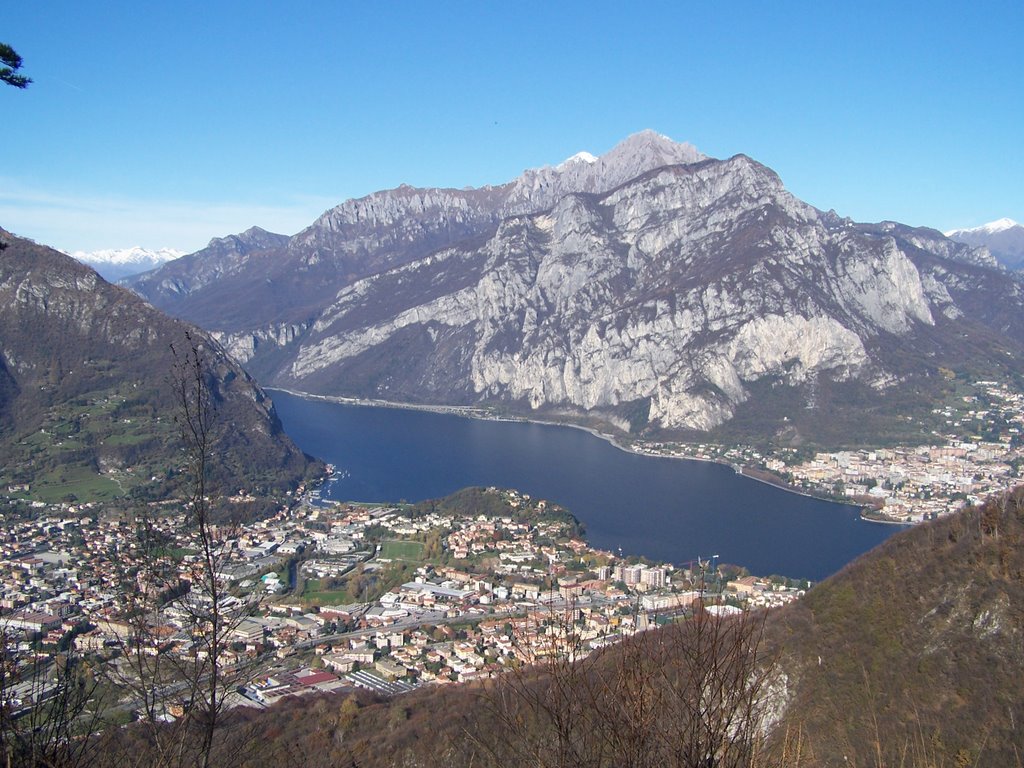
[2, 1, 1021, 254]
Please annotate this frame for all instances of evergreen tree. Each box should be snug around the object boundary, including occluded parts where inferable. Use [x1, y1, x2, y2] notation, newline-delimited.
[1, 43, 31, 88]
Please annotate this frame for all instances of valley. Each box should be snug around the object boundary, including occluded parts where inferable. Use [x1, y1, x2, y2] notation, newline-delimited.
[3, 128, 1023, 768]
[5, 4, 1024, 765]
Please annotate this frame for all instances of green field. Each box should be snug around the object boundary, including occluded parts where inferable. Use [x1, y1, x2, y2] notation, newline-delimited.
[300, 578, 353, 605]
[2, 382, 178, 504]
[24, 466, 127, 503]
[380, 539, 426, 561]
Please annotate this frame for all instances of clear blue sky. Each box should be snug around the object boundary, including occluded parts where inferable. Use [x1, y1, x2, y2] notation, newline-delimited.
[3, 1, 1022, 253]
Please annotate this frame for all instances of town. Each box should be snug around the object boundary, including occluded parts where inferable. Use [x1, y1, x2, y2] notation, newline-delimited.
[3, 380, 1022, 719]
[0, 485, 803, 718]
[637, 379, 1024, 524]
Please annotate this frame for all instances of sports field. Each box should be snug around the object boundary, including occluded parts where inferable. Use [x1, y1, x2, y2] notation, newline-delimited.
[380, 540, 426, 561]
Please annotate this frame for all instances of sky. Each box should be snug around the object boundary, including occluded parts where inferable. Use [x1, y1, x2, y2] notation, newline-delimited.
[2, 1, 1022, 254]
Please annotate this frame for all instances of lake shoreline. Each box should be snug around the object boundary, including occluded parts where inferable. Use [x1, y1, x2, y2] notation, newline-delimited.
[267, 389, 895, 580]
[267, 387, 854, 512]
[859, 513, 915, 526]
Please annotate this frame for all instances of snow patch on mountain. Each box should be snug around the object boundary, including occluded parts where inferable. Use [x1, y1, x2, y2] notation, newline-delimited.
[70, 246, 184, 281]
[71, 246, 183, 267]
[945, 218, 1024, 271]
[946, 218, 1020, 237]
[556, 151, 599, 170]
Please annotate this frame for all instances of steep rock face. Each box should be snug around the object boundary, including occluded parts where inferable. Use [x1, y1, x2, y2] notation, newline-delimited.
[276, 155, 1024, 434]
[211, 321, 310, 366]
[866, 221, 1024, 340]
[123, 133, 1024, 440]
[125, 132, 708, 347]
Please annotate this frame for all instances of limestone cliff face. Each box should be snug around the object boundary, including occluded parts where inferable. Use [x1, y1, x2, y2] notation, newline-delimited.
[126, 132, 708, 342]
[211, 322, 309, 365]
[277, 155, 1023, 432]
[123, 133, 1024, 438]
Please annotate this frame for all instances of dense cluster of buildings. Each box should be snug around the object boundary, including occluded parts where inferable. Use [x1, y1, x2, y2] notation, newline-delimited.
[0, 487, 803, 713]
[782, 381, 1023, 522]
[639, 380, 1024, 525]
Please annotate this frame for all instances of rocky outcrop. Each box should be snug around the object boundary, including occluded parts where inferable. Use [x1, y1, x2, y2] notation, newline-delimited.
[124, 132, 709, 335]
[212, 321, 310, 365]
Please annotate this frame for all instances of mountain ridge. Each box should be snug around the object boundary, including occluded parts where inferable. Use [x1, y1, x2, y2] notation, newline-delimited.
[70, 245, 183, 281]
[126, 132, 708, 331]
[0, 227, 320, 506]
[123, 133, 1023, 445]
[270, 154, 1024, 439]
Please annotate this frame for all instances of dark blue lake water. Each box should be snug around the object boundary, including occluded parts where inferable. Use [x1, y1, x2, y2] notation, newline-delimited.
[270, 391, 896, 581]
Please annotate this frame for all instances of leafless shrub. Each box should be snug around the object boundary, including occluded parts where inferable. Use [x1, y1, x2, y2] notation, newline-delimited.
[471, 594, 777, 768]
[95, 334, 261, 768]
[0, 632, 100, 768]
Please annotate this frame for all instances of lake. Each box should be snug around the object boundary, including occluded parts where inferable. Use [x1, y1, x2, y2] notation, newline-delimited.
[270, 390, 896, 581]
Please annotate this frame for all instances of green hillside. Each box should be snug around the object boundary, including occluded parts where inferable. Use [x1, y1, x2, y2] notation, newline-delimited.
[0, 229, 322, 509]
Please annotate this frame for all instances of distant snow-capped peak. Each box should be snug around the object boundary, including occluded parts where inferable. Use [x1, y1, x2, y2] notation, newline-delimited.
[70, 246, 184, 266]
[69, 246, 185, 281]
[946, 218, 1021, 237]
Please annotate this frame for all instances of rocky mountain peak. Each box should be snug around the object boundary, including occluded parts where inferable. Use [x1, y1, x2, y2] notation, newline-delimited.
[947, 217, 1020, 236]
[240, 225, 276, 238]
[503, 130, 708, 214]
[556, 151, 598, 169]
[206, 225, 289, 252]
[301, 130, 708, 240]
[276, 154, 1024, 439]
[600, 128, 706, 170]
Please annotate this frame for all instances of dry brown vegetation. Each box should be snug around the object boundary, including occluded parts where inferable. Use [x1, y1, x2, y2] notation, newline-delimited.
[763, 487, 1024, 767]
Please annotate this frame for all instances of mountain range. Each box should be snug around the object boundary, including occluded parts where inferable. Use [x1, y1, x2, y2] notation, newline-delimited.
[70, 245, 184, 282]
[0, 228, 320, 506]
[946, 218, 1024, 271]
[125, 132, 1024, 446]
